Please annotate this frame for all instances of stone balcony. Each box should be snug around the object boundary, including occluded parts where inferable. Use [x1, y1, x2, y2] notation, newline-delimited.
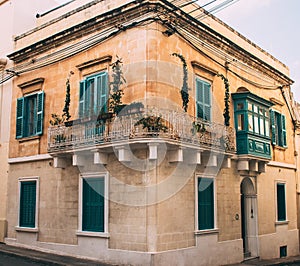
[47, 108, 236, 167]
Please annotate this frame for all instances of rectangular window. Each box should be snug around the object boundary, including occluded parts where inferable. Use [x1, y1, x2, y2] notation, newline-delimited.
[196, 78, 211, 121]
[19, 180, 37, 228]
[198, 177, 214, 230]
[16, 92, 44, 139]
[237, 114, 244, 131]
[270, 110, 287, 147]
[79, 72, 108, 118]
[82, 177, 105, 232]
[277, 183, 286, 221]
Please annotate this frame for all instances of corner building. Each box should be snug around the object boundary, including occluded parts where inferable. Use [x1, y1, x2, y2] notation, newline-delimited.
[5, 0, 299, 265]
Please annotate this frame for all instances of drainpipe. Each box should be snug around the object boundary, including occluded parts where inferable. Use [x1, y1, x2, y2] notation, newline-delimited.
[0, 58, 8, 142]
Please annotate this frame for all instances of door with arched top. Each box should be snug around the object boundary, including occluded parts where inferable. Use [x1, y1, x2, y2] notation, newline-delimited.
[241, 177, 259, 258]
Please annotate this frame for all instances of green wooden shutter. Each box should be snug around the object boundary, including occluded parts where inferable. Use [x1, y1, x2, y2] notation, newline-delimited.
[281, 114, 287, 147]
[19, 181, 36, 228]
[196, 79, 204, 119]
[82, 178, 105, 232]
[79, 81, 86, 118]
[270, 110, 276, 145]
[203, 82, 211, 121]
[277, 183, 286, 221]
[198, 178, 214, 230]
[196, 78, 211, 121]
[36, 91, 44, 135]
[97, 72, 108, 113]
[16, 97, 24, 139]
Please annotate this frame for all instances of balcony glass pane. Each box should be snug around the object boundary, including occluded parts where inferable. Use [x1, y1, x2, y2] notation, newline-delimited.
[237, 103, 244, 110]
[254, 115, 259, 133]
[265, 120, 270, 136]
[253, 105, 258, 113]
[248, 102, 252, 111]
[260, 118, 265, 135]
[238, 114, 244, 131]
[248, 114, 253, 132]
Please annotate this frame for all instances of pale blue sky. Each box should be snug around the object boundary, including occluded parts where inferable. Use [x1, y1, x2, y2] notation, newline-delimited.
[215, 0, 300, 101]
[54, 0, 300, 101]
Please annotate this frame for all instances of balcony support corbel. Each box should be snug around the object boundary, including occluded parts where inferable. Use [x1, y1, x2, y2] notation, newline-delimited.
[168, 147, 183, 163]
[116, 146, 131, 162]
[249, 160, 258, 172]
[148, 143, 159, 160]
[186, 150, 202, 165]
[222, 156, 232, 168]
[237, 159, 249, 171]
[53, 156, 69, 168]
[258, 161, 266, 173]
[93, 150, 108, 165]
[207, 154, 218, 167]
[73, 154, 85, 166]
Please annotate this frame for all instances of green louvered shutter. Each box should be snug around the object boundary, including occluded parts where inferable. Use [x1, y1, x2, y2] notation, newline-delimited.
[97, 72, 108, 113]
[82, 178, 105, 232]
[196, 79, 204, 119]
[196, 78, 211, 121]
[79, 81, 86, 118]
[277, 183, 286, 221]
[270, 110, 276, 145]
[16, 97, 24, 139]
[19, 181, 36, 228]
[36, 91, 44, 135]
[203, 82, 211, 121]
[281, 114, 287, 147]
[198, 178, 214, 230]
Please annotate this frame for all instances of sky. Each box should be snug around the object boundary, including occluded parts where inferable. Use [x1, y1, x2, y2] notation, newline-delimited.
[54, 0, 300, 101]
[213, 0, 300, 102]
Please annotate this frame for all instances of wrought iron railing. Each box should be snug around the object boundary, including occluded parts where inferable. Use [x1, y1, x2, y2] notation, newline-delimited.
[47, 108, 236, 153]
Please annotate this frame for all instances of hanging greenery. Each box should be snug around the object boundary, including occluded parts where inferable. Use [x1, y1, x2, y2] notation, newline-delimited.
[172, 53, 190, 112]
[135, 115, 168, 133]
[62, 71, 74, 121]
[109, 56, 126, 114]
[217, 73, 230, 126]
[49, 113, 65, 126]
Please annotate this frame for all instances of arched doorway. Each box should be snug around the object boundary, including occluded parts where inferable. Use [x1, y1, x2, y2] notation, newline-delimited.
[240, 177, 259, 258]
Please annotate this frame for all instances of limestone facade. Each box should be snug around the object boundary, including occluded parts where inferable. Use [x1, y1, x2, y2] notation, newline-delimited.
[0, 0, 57, 243]
[4, 0, 300, 265]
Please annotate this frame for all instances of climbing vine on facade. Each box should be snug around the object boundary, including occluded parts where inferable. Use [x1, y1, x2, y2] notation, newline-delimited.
[62, 71, 74, 121]
[109, 56, 126, 114]
[172, 53, 190, 112]
[217, 73, 230, 126]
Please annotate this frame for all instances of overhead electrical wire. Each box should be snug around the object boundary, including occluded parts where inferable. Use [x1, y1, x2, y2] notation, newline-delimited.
[175, 26, 281, 89]
[0, 13, 157, 84]
[0, 0, 289, 90]
[166, 0, 287, 88]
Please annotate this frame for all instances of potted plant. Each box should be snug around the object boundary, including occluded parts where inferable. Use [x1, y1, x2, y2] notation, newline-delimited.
[49, 113, 67, 144]
[191, 121, 206, 135]
[49, 113, 65, 126]
[135, 115, 168, 133]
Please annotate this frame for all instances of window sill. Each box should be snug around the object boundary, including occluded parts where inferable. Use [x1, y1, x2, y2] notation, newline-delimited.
[275, 220, 289, 226]
[272, 145, 287, 151]
[18, 135, 41, 143]
[76, 231, 110, 238]
[15, 226, 38, 233]
[195, 229, 219, 235]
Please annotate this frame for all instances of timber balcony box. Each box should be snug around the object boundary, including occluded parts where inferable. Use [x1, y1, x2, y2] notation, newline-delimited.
[47, 108, 236, 154]
[232, 92, 273, 160]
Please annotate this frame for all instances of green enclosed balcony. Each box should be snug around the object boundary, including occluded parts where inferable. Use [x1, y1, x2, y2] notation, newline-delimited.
[232, 91, 273, 160]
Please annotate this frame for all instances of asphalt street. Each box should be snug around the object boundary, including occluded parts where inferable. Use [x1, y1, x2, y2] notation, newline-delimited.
[0, 252, 53, 266]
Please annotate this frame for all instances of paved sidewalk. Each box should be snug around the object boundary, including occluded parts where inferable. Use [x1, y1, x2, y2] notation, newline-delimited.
[227, 256, 300, 266]
[0, 243, 115, 266]
[1, 243, 300, 266]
